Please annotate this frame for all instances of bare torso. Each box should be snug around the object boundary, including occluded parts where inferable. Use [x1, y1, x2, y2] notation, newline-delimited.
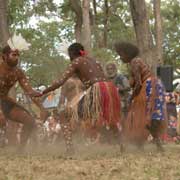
[0, 63, 20, 97]
[51, 56, 107, 92]
[74, 57, 106, 88]
[0, 62, 41, 106]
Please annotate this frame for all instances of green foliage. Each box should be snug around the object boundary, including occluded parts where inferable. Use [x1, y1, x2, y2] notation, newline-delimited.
[8, 0, 70, 87]
[144, 0, 180, 68]
[92, 48, 128, 75]
[108, 0, 135, 46]
[161, 0, 180, 67]
[92, 48, 115, 63]
[8, 1, 31, 27]
[7, 0, 180, 89]
[92, 0, 135, 49]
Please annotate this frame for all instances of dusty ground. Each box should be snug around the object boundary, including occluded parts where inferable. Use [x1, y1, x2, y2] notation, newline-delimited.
[0, 142, 180, 180]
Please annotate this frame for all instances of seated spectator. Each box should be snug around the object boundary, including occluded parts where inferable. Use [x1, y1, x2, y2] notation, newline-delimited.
[168, 115, 177, 138]
[165, 92, 180, 143]
[44, 116, 61, 145]
[166, 92, 177, 120]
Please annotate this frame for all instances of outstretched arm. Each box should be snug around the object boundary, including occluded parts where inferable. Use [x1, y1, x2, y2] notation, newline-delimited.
[42, 59, 79, 95]
[18, 70, 48, 121]
[18, 70, 42, 98]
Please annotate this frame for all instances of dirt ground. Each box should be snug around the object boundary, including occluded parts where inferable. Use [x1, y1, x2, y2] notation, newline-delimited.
[0, 142, 180, 180]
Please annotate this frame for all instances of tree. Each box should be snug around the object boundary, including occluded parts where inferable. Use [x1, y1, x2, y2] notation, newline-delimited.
[161, 0, 180, 67]
[153, 0, 163, 65]
[1, 0, 177, 89]
[7, 0, 68, 87]
[0, 0, 9, 48]
[82, 0, 92, 53]
[0, 0, 17, 98]
[103, 0, 109, 48]
[129, 0, 154, 68]
[69, 0, 83, 43]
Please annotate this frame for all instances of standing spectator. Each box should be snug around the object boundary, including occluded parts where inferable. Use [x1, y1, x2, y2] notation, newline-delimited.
[105, 62, 131, 117]
[44, 116, 61, 145]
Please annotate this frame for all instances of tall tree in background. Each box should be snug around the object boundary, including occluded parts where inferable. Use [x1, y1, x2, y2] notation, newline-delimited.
[69, 0, 83, 43]
[92, 0, 101, 48]
[153, 0, 163, 65]
[0, 0, 9, 48]
[0, 0, 16, 98]
[129, 0, 154, 68]
[82, 0, 92, 53]
[69, 0, 92, 52]
[103, 0, 109, 48]
[1, 0, 177, 79]
[161, 0, 180, 67]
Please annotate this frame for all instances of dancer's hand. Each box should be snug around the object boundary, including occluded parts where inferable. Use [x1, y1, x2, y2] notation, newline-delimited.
[29, 91, 43, 97]
[42, 86, 55, 95]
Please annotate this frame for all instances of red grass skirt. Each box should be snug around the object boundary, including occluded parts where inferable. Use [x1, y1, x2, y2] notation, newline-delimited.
[69, 81, 121, 129]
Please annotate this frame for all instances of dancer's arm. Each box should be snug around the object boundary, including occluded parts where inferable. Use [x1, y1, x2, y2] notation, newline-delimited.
[42, 58, 80, 95]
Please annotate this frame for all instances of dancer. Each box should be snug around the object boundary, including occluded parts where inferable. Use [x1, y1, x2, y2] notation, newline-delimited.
[0, 34, 48, 151]
[34, 43, 121, 154]
[114, 42, 167, 151]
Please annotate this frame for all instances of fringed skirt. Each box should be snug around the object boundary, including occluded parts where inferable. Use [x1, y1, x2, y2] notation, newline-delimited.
[67, 81, 121, 129]
[123, 77, 167, 143]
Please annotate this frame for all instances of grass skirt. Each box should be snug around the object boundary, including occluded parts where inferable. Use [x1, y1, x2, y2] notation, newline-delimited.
[67, 81, 121, 129]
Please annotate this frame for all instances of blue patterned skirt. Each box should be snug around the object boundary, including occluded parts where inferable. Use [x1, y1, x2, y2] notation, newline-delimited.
[146, 78, 166, 121]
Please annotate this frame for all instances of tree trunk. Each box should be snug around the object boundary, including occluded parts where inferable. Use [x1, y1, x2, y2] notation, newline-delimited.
[0, 0, 16, 99]
[153, 0, 163, 65]
[0, 0, 9, 48]
[69, 0, 83, 43]
[129, 0, 155, 69]
[82, 0, 92, 53]
[92, 0, 102, 48]
[103, 0, 109, 48]
[92, 0, 97, 16]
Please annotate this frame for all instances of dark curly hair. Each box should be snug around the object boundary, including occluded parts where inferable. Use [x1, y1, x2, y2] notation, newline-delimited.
[2, 45, 11, 55]
[68, 43, 84, 60]
[114, 42, 139, 61]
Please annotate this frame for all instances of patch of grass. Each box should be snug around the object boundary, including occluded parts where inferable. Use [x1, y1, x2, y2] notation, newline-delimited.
[0, 143, 180, 180]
